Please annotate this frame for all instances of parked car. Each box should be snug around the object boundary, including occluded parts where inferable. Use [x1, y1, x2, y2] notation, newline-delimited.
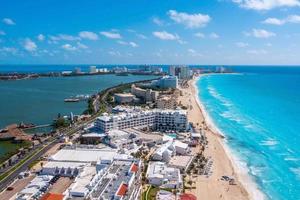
[7, 186, 14, 191]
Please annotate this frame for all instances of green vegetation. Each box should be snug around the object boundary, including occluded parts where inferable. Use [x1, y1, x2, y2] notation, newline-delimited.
[0, 140, 32, 164]
[139, 85, 168, 92]
[142, 186, 159, 200]
[85, 98, 96, 114]
[28, 159, 40, 169]
[53, 117, 70, 128]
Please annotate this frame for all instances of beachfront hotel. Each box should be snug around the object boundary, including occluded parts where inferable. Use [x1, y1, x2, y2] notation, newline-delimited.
[168, 66, 191, 80]
[151, 75, 178, 89]
[95, 108, 188, 133]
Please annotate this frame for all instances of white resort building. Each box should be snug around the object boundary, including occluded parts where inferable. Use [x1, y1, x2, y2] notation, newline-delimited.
[131, 84, 158, 102]
[146, 162, 182, 189]
[151, 76, 178, 89]
[95, 108, 188, 133]
[152, 140, 190, 162]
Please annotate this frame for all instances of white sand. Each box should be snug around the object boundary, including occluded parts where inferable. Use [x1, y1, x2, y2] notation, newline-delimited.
[178, 75, 265, 200]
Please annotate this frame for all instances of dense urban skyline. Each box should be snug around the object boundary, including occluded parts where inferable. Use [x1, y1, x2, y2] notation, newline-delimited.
[0, 0, 300, 65]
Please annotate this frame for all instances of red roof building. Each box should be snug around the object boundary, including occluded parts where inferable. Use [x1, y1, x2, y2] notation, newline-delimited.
[180, 193, 197, 200]
[41, 193, 64, 200]
[116, 183, 128, 196]
[130, 163, 139, 173]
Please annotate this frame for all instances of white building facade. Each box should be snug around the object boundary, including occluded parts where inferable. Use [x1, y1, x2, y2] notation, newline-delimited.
[95, 109, 188, 133]
[146, 162, 182, 189]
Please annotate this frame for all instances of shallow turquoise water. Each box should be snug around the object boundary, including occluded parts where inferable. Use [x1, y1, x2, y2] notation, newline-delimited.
[197, 68, 300, 200]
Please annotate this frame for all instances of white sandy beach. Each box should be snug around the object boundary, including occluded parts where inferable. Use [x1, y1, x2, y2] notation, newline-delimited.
[178, 75, 265, 200]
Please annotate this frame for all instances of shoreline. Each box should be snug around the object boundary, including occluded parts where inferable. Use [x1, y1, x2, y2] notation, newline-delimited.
[191, 75, 265, 200]
[0, 71, 163, 81]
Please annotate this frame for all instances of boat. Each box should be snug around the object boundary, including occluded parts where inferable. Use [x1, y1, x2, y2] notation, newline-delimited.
[75, 94, 90, 100]
[64, 98, 80, 102]
[64, 94, 90, 102]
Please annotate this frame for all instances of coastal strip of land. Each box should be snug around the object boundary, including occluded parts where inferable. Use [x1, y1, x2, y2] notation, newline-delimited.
[178, 75, 260, 200]
[0, 76, 159, 192]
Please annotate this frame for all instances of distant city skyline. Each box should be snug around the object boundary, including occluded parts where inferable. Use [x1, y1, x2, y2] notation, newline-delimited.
[0, 0, 300, 65]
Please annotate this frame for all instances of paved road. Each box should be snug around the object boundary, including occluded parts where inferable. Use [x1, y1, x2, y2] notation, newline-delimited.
[0, 120, 89, 192]
[0, 140, 59, 192]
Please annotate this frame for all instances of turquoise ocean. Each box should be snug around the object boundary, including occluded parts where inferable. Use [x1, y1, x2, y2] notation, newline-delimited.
[197, 67, 300, 200]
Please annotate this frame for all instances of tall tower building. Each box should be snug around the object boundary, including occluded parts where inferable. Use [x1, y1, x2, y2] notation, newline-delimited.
[168, 66, 176, 76]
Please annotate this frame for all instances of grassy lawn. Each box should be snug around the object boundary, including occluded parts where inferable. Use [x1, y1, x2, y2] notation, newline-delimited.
[143, 186, 159, 200]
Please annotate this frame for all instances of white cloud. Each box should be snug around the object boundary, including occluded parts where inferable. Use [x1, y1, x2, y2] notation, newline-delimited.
[77, 42, 88, 49]
[129, 42, 138, 47]
[236, 42, 249, 47]
[233, 0, 300, 10]
[246, 29, 276, 38]
[188, 49, 203, 57]
[79, 31, 98, 40]
[287, 15, 300, 23]
[0, 47, 18, 54]
[23, 38, 37, 52]
[153, 31, 179, 40]
[137, 33, 147, 39]
[100, 31, 122, 39]
[127, 29, 136, 33]
[117, 40, 139, 47]
[2, 18, 15, 25]
[253, 29, 276, 38]
[262, 18, 285, 25]
[209, 32, 220, 39]
[117, 41, 128, 45]
[188, 49, 196, 54]
[263, 15, 300, 25]
[153, 17, 165, 26]
[50, 34, 80, 41]
[61, 44, 77, 51]
[37, 34, 45, 41]
[178, 39, 187, 44]
[168, 10, 211, 28]
[247, 49, 268, 54]
[194, 32, 205, 38]
[0, 30, 5, 36]
[109, 51, 121, 56]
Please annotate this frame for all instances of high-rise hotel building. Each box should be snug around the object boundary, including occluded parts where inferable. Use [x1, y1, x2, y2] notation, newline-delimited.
[95, 108, 188, 133]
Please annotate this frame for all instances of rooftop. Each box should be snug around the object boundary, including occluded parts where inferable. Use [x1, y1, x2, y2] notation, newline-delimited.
[147, 162, 179, 178]
[81, 133, 106, 138]
[50, 146, 117, 163]
[69, 166, 97, 197]
[40, 193, 64, 200]
[169, 155, 193, 169]
[114, 93, 135, 97]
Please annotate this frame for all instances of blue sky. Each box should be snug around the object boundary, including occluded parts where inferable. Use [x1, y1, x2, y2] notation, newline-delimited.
[0, 0, 300, 65]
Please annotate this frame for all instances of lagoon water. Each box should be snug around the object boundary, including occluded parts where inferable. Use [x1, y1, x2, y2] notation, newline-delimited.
[197, 67, 300, 200]
[0, 74, 157, 128]
[0, 74, 157, 155]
